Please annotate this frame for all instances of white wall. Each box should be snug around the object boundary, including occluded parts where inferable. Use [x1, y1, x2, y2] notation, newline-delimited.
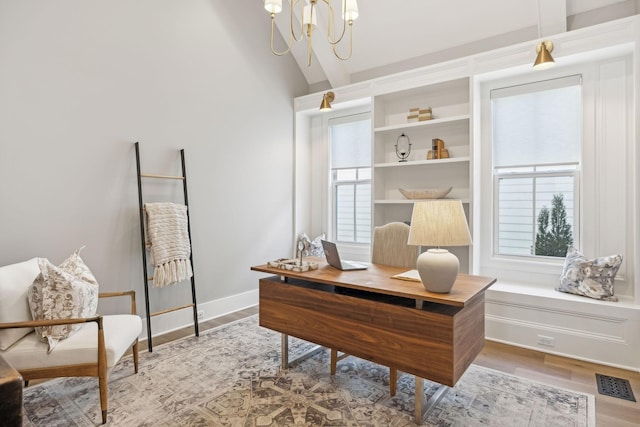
[0, 1, 308, 335]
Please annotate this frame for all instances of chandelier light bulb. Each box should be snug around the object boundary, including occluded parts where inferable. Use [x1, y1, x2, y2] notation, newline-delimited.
[343, 0, 359, 21]
[264, 0, 282, 14]
[303, 3, 317, 29]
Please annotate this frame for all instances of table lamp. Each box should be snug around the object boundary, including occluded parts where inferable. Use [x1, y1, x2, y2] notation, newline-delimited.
[407, 200, 472, 293]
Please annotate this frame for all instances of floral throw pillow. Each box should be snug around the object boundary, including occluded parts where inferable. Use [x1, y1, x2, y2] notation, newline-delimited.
[297, 232, 326, 257]
[556, 246, 622, 302]
[27, 250, 99, 352]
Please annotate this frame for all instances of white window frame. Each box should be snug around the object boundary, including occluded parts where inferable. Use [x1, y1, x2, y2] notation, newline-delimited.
[477, 57, 632, 287]
[315, 107, 372, 260]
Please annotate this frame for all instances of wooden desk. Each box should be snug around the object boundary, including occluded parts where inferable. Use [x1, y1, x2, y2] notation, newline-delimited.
[251, 258, 496, 422]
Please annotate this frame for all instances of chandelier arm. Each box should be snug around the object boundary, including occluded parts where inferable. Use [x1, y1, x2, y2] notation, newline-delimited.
[322, 0, 349, 46]
[332, 21, 353, 60]
[270, 14, 294, 56]
[269, 0, 307, 56]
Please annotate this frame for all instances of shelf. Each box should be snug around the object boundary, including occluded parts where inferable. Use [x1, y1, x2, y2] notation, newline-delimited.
[374, 156, 470, 168]
[374, 114, 470, 134]
[374, 198, 470, 204]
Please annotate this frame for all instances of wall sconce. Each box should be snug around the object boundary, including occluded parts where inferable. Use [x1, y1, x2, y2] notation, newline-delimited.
[533, 40, 555, 70]
[319, 91, 335, 111]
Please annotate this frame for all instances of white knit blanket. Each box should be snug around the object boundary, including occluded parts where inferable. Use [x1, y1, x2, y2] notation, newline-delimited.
[144, 202, 193, 288]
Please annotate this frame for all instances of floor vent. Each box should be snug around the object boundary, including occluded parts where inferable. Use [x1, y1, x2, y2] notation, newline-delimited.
[595, 373, 636, 402]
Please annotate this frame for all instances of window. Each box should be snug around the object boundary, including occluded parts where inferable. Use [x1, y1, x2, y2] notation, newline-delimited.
[329, 114, 372, 244]
[491, 75, 581, 259]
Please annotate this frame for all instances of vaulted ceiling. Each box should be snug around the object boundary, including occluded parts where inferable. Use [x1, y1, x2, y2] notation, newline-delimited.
[262, 0, 637, 90]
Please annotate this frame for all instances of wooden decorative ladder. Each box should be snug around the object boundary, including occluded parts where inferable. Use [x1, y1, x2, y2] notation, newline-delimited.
[134, 141, 199, 351]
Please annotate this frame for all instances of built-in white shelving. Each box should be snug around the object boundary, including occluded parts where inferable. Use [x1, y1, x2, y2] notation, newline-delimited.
[371, 77, 472, 272]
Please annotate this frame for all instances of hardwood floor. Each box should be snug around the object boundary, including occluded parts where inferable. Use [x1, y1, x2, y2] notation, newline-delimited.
[145, 305, 639, 426]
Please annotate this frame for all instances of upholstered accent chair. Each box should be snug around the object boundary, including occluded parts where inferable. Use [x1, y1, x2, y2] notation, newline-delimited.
[371, 221, 419, 268]
[0, 258, 142, 424]
[331, 222, 419, 395]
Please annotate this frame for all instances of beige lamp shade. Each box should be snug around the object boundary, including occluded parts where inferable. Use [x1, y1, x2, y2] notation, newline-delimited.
[407, 200, 472, 247]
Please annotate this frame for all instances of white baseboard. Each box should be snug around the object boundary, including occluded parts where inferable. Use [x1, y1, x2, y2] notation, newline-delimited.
[139, 289, 258, 342]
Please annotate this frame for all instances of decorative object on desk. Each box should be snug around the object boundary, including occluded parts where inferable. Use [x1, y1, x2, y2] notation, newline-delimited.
[427, 138, 449, 159]
[399, 187, 452, 200]
[407, 107, 432, 122]
[267, 258, 318, 272]
[556, 246, 622, 301]
[394, 133, 412, 162]
[296, 232, 325, 257]
[407, 200, 472, 293]
[297, 240, 304, 265]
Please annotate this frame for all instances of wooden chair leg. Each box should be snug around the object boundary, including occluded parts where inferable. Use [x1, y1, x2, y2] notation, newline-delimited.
[389, 367, 397, 396]
[97, 320, 108, 424]
[133, 339, 139, 374]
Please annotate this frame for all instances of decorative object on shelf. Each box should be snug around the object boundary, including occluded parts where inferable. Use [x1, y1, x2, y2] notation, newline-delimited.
[267, 258, 319, 272]
[399, 187, 452, 200]
[533, 40, 555, 70]
[407, 107, 432, 122]
[407, 200, 472, 293]
[264, 0, 359, 67]
[319, 91, 335, 111]
[427, 138, 450, 159]
[394, 133, 412, 162]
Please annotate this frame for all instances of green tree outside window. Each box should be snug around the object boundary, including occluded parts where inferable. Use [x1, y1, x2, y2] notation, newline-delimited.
[534, 193, 573, 257]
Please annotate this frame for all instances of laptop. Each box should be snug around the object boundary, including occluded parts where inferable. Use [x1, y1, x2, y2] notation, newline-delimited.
[321, 240, 368, 271]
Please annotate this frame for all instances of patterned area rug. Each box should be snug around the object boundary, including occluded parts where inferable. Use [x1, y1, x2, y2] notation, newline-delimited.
[22, 315, 595, 426]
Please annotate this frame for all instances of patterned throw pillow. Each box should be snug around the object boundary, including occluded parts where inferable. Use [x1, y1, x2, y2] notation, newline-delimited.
[297, 232, 326, 257]
[27, 250, 99, 352]
[557, 246, 622, 301]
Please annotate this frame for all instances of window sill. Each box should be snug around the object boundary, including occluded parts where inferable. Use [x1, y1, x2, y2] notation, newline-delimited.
[486, 281, 639, 310]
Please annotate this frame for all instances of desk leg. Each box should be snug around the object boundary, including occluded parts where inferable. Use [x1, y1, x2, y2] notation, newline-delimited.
[415, 377, 449, 424]
[281, 333, 289, 369]
[280, 333, 323, 370]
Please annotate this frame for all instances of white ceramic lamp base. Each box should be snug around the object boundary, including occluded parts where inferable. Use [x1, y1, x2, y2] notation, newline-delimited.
[416, 248, 459, 293]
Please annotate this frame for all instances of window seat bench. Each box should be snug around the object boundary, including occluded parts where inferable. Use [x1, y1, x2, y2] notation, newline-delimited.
[484, 281, 640, 372]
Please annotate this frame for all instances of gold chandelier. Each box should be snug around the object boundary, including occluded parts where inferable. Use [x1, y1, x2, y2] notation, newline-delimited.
[264, 0, 359, 66]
